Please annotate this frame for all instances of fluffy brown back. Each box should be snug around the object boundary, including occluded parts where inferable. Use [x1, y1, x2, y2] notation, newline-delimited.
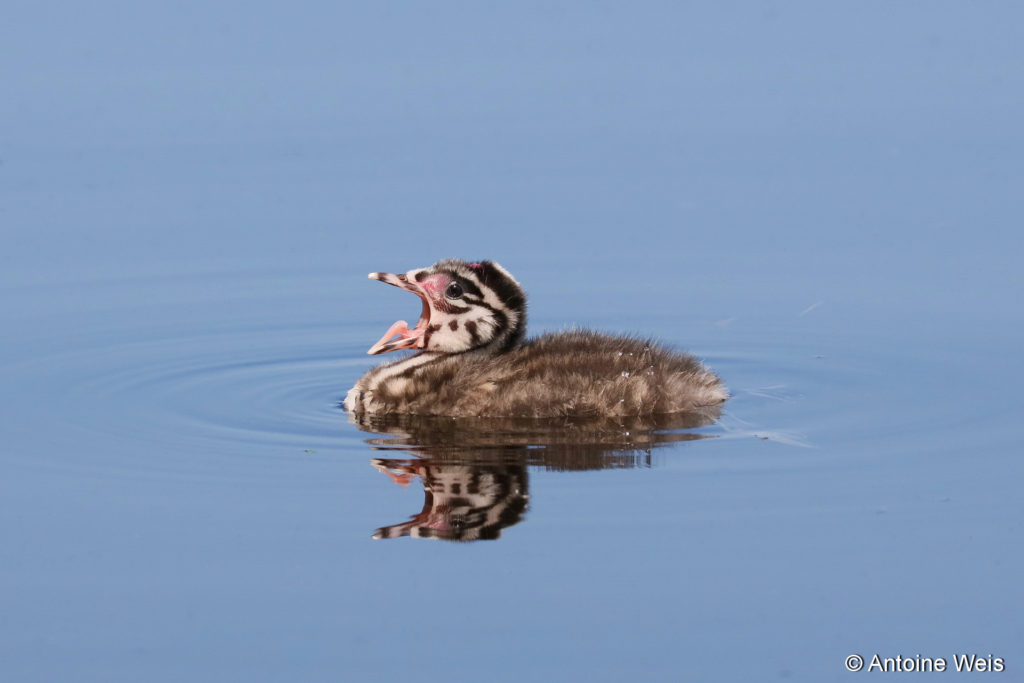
[374, 329, 727, 418]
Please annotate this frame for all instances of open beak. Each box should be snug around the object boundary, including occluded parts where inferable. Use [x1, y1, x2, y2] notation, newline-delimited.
[366, 272, 431, 355]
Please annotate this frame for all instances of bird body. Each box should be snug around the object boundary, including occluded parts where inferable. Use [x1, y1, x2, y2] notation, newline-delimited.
[344, 259, 727, 419]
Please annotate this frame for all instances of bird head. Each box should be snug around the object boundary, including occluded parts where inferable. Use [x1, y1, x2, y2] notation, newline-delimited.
[364, 259, 527, 356]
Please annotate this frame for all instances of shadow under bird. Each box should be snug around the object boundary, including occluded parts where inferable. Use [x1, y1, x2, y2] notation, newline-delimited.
[344, 259, 727, 418]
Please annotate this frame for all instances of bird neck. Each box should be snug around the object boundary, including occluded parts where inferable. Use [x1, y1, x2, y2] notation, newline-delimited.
[486, 314, 526, 354]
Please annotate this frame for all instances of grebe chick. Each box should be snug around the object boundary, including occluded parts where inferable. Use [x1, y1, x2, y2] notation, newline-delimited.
[344, 259, 727, 418]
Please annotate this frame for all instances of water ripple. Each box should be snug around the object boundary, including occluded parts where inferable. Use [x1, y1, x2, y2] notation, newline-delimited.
[10, 322, 375, 460]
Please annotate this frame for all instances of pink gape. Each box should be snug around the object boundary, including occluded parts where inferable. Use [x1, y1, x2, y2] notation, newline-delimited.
[366, 272, 451, 354]
[368, 319, 425, 354]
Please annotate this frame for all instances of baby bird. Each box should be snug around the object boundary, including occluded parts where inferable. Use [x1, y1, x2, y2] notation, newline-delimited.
[344, 259, 727, 418]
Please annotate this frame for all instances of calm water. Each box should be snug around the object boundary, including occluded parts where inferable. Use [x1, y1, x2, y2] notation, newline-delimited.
[3, 4, 1023, 681]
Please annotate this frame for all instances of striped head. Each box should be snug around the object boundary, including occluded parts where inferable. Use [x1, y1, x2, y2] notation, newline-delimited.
[364, 259, 527, 356]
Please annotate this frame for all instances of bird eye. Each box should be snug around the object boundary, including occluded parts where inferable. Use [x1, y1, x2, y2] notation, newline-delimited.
[445, 281, 464, 299]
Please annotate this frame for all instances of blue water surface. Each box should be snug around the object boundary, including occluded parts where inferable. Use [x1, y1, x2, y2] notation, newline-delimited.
[2, 3, 1022, 681]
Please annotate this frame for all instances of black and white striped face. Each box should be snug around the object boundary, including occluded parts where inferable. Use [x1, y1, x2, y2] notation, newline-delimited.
[365, 259, 526, 356]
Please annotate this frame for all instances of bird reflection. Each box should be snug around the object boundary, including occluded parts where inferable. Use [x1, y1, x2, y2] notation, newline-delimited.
[370, 457, 528, 541]
[350, 407, 722, 542]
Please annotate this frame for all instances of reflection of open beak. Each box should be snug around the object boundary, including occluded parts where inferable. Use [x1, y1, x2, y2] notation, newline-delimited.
[366, 272, 431, 355]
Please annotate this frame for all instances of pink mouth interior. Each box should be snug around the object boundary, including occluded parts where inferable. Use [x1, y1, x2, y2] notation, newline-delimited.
[367, 295, 430, 354]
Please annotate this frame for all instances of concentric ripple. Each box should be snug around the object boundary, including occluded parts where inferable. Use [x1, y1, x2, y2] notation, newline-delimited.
[49, 326, 373, 454]
[0, 270, 391, 476]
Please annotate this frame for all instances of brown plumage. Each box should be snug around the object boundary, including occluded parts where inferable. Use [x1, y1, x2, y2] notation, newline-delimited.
[344, 259, 727, 418]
